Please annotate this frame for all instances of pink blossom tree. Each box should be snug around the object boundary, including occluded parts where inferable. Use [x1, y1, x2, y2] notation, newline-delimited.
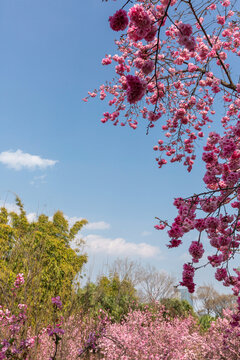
[85, 0, 240, 324]
[99, 305, 240, 360]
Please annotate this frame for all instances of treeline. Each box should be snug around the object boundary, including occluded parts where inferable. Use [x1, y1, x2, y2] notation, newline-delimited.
[0, 199, 235, 328]
[0, 199, 237, 359]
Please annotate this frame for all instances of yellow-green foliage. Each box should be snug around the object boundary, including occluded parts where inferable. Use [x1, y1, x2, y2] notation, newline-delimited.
[198, 314, 216, 333]
[160, 298, 196, 319]
[78, 274, 138, 322]
[0, 197, 87, 331]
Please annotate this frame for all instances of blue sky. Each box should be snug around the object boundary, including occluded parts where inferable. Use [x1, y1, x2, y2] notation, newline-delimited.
[0, 0, 234, 292]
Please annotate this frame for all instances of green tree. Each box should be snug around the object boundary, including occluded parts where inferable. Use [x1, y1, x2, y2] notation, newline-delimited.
[0, 197, 87, 332]
[160, 298, 196, 319]
[198, 314, 215, 333]
[78, 273, 138, 322]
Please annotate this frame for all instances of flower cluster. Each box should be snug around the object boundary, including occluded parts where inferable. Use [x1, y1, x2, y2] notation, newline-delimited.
[47, 323, 65, 337]
[180, 264, 195, 293]
[141, 59, 155, 75]
[13, 273, 24, 288]
[99, 306, 240, 360]
[177, 23, 196, 51]
[88, 0, 240, 327]
[125, 75, 146, 104]
[188, 241, 204, 263]
[51, 296, 62, 309]
[109, 9, 129, 32]
[88, 0, 240, 170]
[155, 120, 240, 322]
[128, 4, 157, 42]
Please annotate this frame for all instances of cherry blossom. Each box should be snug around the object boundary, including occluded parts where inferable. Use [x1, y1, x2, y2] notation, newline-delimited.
[86, 0, 240, 325]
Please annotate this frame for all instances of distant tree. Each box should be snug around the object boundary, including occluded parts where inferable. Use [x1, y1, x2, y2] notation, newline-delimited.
[137, 265, 177, 303]
[195, 284, 235, 317]
[0, 197, 88, 331]
[108, 258, 177, 303]
[160, 298, 196, 319]
[108, 257, 143, 287]
[78, 273, 138, 322]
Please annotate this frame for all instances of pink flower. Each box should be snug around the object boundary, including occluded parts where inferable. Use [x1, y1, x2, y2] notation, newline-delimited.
[215, 268, 228, 281]
[134, 57, 144, 69]
[208, 254, 223, 267]
[177, 24, 196, 51]
[194, 219, 206, 232]
[180, 263, 195, 293]
[144, 25, 157, 42]
[154, 223, 165, 230]
[208, 3, 217, 10]
[125, 75, 146, 104]
[141, 60, 154, 75]
[219, 136, 236, 158]
[189, 241, 204, 262]
[167, 238, 182, 247]
[102, 56, 112, 65]
[178, 23, 193, 36]
[51, 296, 62, 309]
[109, 9, 129, 32]
[222, 0, 230, 7]
[188, 63, 197, 72]
[14, 273, 25, 288]
[217, 16, 225, 25]
[128, 5, 151, 30]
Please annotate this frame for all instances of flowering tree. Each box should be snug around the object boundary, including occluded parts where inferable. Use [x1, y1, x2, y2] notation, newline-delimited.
[85, 0, 240, 323]
[99, 306, 240, 360]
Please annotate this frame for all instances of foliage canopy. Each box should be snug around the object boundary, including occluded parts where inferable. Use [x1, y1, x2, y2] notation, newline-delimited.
[0, 197, 87, 330]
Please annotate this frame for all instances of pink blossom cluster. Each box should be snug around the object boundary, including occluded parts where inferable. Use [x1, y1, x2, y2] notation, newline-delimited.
[180, 263, 195, 293]
[177, 23, 196, 51]
[36, 310, 108, 360]
[109, 9, 129, 32]
[99, 305, 240, 360]
[87, 0, 240, 171]
[125, 75, 146, 104]
[13, 273, 24, 288]
[141, 59, 155, 75]
[88, 0, 240, 324]
[128, 5, 157, 42]
[188, 241, 204, 263]
[155, 121, 240, 322]
[51, 296, 62, 309]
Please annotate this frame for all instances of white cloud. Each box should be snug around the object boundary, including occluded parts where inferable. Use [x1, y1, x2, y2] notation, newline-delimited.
[66, 216, 110, 230]
[84, 234, 161, 258]
[63, 216, 80, 227]
[85, 221, 110, 230]
[0, 150, 58, 170]
[0, 201, 19, 213]
[26, 212, 37, 223]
